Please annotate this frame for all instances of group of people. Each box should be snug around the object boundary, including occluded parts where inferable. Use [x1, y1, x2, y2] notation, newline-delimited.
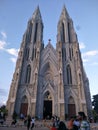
[44, 112, 90, 130]
[21, 111, 90, 130]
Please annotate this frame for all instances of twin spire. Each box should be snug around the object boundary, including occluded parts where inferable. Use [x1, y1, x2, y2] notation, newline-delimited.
[32, 5, 69, 22]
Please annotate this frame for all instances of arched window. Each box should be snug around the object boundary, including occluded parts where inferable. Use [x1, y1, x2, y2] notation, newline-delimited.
[25, 48, 29, 60]
[62, 48, 66, 61]
[26, 22, 33, 44]
[68, 22, 71, 43]
[34, 23, 38, 43]
[66, 65, 72, 84]
[69, 48, 73, 61]
[25, 65, 31, 83]
[32, 48, 34, 61]
[62, 22, 65, 43]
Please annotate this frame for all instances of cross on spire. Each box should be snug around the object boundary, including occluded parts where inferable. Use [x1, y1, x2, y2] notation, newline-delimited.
[48, 39, 51, 43]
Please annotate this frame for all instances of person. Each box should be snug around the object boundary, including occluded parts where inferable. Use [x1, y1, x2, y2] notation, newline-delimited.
[20, 113, 24, 120]
[78, 112, 90, 130]
[67, 117, 74, 130]
[11, 118, 17, 126]
[31, 117, 35, 130]
[58, 120, 67, 130]
[73, 116, 80, 130]
[27, 115, 31, 130]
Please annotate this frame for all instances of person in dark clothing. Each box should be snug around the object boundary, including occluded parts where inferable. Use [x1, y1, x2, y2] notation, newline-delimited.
[58, 121, 67, 130]
[27, 115, 31, 130]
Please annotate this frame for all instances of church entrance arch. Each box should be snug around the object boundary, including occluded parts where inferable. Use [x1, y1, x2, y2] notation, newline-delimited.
[68, 96, 76, 118]
[20, 95, 28, 116]
[43, 91, 52, 119]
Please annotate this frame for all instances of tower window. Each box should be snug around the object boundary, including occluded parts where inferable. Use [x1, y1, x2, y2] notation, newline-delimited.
[25, 65, 31, 84]
[25, 48, 29, 60]
[62, 48, 66, 61]
[32, 48, 34, 61]
[26, 23, 33, 44]
[62, 22, 65, 43]
[66, 65, 72, 84]
[69, 48, 72, 60]
[68, 22, 71, 43]
[34, 23, 38, 43]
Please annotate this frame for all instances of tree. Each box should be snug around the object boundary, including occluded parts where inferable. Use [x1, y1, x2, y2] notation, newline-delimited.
[92, 94, 98, 113]
[0, 105, 8, 120]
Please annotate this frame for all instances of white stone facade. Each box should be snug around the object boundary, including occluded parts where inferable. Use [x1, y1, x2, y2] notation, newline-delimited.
[7, 6, 92, 119]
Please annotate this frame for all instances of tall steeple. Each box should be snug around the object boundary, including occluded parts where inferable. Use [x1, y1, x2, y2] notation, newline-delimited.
[32, 6, 43, 22]
[60, 5, 70, 20]
[57, 5, 77, 43]
[6, 6, 44, 116]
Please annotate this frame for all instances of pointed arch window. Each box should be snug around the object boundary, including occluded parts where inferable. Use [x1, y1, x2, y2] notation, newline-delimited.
[26, 22, 33, 44]
[61, 22, 65, 43]
[68, 22, 71, 43]
[25, 65, 31, 83]
[32, 48, 34, 61]
[62, 48, 66, 61]
[66, 65, 72, 84]
[25, 48, 30, 60]
[31, 48, 36, 60]
[34, 22, 38, 43]
[65, 48, 66, 61]
[69, 48, 72, 60]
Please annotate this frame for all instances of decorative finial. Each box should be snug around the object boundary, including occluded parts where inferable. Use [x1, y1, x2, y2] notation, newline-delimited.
[48, 39, 51, 43]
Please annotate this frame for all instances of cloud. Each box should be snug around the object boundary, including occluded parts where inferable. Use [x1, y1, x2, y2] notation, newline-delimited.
[0, 40, 6, 50]
[0, 31, 19, 63]
[1, 31, 7, 39]
[82, 59, 89, 63]
[10, 57, 17, 63]
[82, 50, 98, 57]
[6, 48, 19, 57]
[82, 50, 98, 66]
[79, 42, 86, 49]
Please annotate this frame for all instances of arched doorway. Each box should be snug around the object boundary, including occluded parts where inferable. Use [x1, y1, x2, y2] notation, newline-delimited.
[20, 95, 28, 116]
[68, 96, 76, 117]
[43, 91, 52, 119]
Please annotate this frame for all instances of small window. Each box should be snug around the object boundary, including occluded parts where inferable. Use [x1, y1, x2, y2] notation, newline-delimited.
[66, 65, 72, 84]
[25, 65, 31, 83]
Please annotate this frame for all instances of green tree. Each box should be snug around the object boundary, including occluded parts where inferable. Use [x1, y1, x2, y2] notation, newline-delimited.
[92, 94, 98, 113]
[0, 105, 8, 120]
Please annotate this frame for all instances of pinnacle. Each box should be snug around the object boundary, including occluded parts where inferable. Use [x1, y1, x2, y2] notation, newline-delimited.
[60, 5, 70, 19]
[32, 6, 42, 21]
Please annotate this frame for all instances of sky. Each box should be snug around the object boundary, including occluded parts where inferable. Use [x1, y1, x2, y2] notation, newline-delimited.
[0, 0, 98, 106]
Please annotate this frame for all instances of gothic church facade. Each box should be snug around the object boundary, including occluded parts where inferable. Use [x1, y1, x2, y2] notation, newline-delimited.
[7, 6, 92, 119]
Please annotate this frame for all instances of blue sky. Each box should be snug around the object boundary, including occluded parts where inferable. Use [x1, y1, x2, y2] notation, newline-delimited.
[0, 0, 98, 106]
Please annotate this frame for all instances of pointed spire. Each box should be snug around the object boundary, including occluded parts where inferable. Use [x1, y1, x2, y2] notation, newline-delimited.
[32, 6, 42, 21]
[60, 5, 70, 20]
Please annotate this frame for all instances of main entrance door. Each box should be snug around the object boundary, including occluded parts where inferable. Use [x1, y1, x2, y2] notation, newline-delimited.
[43, 91, 52, 119]
[43, 100, 52, 119]
[68, 104, 76, 117]
[20, 103, 28, 116]
[68, 96, 76, 117]
[20, 96, 28, 116]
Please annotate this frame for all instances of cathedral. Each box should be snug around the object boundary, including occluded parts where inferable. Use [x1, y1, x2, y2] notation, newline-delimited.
[7, 6, 92, 119]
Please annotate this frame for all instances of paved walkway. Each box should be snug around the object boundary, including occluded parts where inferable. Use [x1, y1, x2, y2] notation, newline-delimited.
[0, 121, 98, 130]
[0, 126, 48, 130]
